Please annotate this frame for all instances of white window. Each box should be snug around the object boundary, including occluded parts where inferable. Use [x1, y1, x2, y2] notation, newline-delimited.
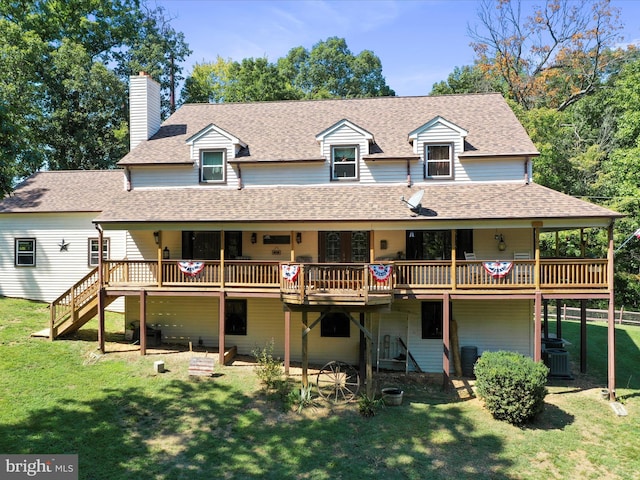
[331, 146, 357, 180]
[200, 150, 225, 183]
[15, 238, 36, 266]
[89, 238, 110, 266]
[425, 144, 453, 179]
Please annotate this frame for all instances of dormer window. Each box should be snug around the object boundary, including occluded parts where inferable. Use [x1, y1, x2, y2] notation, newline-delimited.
[425, 144, 453, 179]
[200, 150, 225, 183]
[331, 146, 358, 180]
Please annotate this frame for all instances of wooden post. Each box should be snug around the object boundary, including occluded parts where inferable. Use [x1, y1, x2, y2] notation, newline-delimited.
[220, 230, 225, 289]
[157, 231, 162, 288]
[49, 303, 55, 341]
[139, 289, 147, 356]
[543, 299, 549, 339]
[580, 299, 587, 373]
[365, 313, 373, 397]
[302, 311, 308, 388]
[290, 230, 295, 262]
[451, 229, 457, 291]
[533, 222, 542, 289]
[442, 292, 451, 390]
[97, 226, 105, 352]
[218, 291, 225, 366]
[284, 310, 291, 375]
[607, 222, 616, 400]
[98, 289, 105, 354]
[534, 291, 542, 362]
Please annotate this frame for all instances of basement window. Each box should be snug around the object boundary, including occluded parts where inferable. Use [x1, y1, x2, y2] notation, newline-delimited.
[225, 299, 247, 336]
[321, 312, 351, 338]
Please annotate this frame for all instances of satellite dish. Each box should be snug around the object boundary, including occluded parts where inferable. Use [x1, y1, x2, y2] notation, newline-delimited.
[401, 190, 424, 214]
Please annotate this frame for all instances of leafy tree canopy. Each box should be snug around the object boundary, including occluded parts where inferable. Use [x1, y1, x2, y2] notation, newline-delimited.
[181, 37, 394, 104]
[0, 0, 190, 196]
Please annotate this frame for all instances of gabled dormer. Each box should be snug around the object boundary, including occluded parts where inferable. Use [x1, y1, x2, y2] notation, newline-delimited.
[186, 124, 247, 184]
[408, 116, 468, 180]
[316, 119, 374, 181]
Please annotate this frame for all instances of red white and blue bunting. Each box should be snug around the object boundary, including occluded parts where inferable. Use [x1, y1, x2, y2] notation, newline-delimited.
[178, 261, 205, 277]
[281, 264, 300, 282]
[369, 264, 393, 282]
[482, 261, 513, 279]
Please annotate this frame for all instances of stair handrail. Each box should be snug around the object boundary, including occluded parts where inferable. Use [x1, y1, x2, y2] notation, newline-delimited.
[49, 267, 100, 339]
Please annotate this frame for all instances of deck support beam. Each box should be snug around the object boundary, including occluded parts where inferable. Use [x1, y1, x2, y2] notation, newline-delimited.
[98, 288, 105, 354]
[580, 299, 588, 373]
[302, 311, 308, 388]
[534, 291, 542, 362]
[607, 222, 616, 401]
[218, 291, 225, 366]
[284, 310, 291, 375]
[139, 289, 147, 356]
[442, 291, 451, 390]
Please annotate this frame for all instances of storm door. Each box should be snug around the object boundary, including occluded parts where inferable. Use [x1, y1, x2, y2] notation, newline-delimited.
[318, 231, 370, 263]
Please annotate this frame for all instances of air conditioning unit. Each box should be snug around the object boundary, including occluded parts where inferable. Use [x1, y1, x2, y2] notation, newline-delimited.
[545, 348, 571, 378]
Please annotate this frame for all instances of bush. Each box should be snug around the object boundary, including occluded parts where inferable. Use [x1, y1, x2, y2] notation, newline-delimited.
[474, 350, 549, 425]
[251, 339, 283, 390]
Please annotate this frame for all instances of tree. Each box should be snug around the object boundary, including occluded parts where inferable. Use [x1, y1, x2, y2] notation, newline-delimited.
[431, 64, 504, 95]
[181, 37, 394, 104]
[279, 37, 395, 99]
[0, 0, 190, 196]
[468, 0, 623, 110]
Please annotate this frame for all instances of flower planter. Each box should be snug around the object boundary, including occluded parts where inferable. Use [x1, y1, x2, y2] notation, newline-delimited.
[381, 387, 404, 406]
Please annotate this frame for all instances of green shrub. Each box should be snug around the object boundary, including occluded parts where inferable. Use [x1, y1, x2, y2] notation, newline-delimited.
[286, 384, 318, 413]
[474, 350, 549, 425]
[358, 394, 384, 418]
[251, 339, 283, 390]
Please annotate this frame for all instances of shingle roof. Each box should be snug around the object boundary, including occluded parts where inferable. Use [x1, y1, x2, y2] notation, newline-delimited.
[94, 182, 620, 224]
[0, 170, 123, 213]
[118, 94, 539, 166]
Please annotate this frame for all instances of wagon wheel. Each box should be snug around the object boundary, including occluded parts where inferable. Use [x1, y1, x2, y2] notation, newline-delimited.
[316, 361, 360, 403]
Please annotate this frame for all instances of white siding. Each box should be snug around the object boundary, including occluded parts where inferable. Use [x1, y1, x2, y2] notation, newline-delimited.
[129, 75, 161, 151]
[130, 165, 199, 189]
[190, 129, 239, 187]
[321, 124, 370, 183]
[240, 162, 330, 186]
[0, 213, 127, 304]
[373, 299, 532, 373]
[415, 121, 466, 183]
[460, 157, 528, 183]
[124, 296, 360, 365]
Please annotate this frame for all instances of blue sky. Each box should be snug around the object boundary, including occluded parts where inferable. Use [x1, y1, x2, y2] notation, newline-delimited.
[156, 0, 640, 97]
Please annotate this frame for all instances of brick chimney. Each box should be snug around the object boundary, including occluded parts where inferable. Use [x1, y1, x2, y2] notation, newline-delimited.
[129, 72, 161, 151]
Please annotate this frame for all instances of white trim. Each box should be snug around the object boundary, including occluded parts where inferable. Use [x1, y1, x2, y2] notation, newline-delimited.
[15, 237, 36, 267]
[186, 123, 247, 148]
[424, 143, 454, 180]
[316, 119, 374, 143]
[331, 145, 359, 181]
[200, 149, 227, 183]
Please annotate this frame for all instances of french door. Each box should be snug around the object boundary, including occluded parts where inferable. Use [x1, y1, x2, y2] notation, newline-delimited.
[318, 231, 370, 263]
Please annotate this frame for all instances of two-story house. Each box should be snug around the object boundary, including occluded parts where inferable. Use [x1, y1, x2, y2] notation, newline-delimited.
[0, 73, 621, 396]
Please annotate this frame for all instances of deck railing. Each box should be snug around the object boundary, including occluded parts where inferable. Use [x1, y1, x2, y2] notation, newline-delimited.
[102, 258, 609, 291]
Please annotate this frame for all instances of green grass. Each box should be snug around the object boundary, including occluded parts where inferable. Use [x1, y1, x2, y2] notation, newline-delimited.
[1, 296, 639, 479]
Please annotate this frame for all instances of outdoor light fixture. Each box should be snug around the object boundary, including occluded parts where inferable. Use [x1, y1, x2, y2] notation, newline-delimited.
[251, 233, 257, 244]
[153, 231, 160, 245]
[495, 234, 507, 251]
[380, 239, 388, 250]
[163, 246, 170, 259]
[296, 232, 302, 244]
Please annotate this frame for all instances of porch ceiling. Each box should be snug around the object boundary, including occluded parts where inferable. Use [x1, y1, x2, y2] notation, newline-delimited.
[93, 182, 621, 227]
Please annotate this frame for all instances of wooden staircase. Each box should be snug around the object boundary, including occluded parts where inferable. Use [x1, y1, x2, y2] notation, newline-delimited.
[49, 267, 115, 339]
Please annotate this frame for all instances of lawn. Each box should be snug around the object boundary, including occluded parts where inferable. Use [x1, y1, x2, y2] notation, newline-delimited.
[1, 296, 639, 480]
